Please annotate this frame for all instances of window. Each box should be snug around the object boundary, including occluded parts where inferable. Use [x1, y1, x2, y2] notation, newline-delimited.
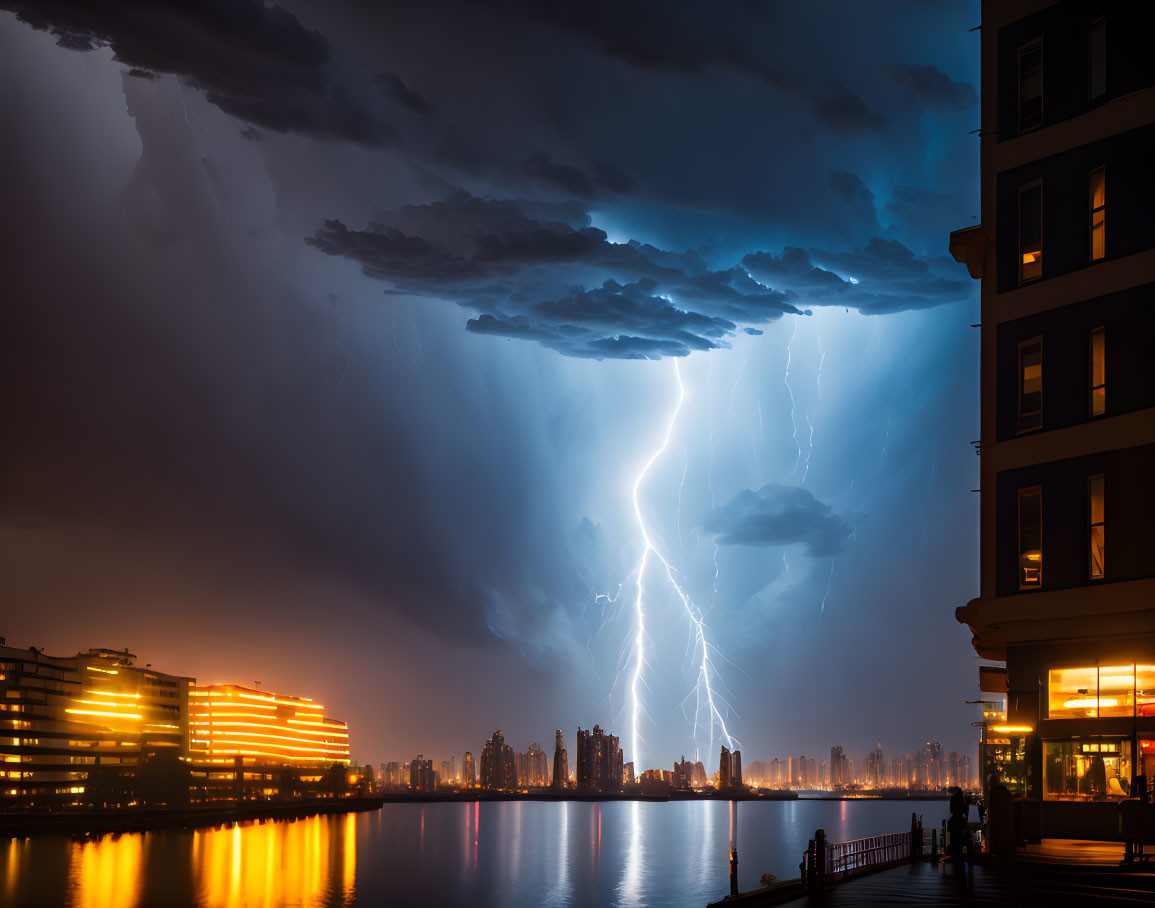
[1018, 486, 1042, 589]
[1090, 167, 1106, 261]
[1018, 338, 1042, 432]
[1019, 183, 1042, 283]
[1049, 666, 1136, 718]
[1089, 18, 1106, 100]
[1044, 739, 1131, 801]
[1018, 39, 1043, 131]
[1090, 327, 1106, 416]
[1089, 475, 1105, 579]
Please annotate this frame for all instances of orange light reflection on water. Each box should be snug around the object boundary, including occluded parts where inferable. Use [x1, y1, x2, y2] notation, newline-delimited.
[1, 813, 358, 907]
[194, 814, 356, 908]
[73, 833, 142, 908]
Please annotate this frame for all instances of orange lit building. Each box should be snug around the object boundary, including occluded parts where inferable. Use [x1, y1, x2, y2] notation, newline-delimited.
[189, 684, 349, 766]
[0, 643, 191, 807]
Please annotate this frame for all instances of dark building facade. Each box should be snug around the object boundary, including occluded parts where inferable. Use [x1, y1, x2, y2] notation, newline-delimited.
[409, 756, 435, 792]
[952, 0, 1155, 840]
[575, 725, 623, 793]
[551, 730, 569, 789]
[479, 730, 517, 791]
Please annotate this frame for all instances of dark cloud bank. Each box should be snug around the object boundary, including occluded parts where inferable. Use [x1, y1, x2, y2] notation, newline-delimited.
[307, 190, 970, 360]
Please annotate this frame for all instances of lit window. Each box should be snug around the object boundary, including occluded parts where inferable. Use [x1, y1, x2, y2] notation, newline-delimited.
[1049, 666, 1134, 718]
[1090, 167, 1106, 261]
[1019, 184, 1042, 283]
[1044, 738, 1131, 800]
[1090, 327, 1105, 416]
[1138, 666, 1155, 717]
[1089, 18, 1106, 100]
[1018, 338, 1042, 432]
[1018, 40, 1043, 132]
[1089, 475, 1105, 580]
[1018, 486, 1042, 589]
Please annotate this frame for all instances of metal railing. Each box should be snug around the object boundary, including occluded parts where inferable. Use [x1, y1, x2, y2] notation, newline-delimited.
[800, 817, 921, 889]
[826, 831, 912, 876]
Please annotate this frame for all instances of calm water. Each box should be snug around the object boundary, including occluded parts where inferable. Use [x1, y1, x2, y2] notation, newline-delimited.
[0, 799, 952, 907]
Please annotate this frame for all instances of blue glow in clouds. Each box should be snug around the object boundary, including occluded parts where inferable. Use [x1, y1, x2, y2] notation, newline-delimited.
[619, 360, 738, 771]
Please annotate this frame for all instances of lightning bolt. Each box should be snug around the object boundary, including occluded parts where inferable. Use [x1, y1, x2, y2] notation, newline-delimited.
[620, 359, 739, 771]
[785, 317, 801, 482]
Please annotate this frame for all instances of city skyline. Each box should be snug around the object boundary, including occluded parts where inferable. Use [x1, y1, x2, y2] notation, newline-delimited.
[1, 0, 981, 773]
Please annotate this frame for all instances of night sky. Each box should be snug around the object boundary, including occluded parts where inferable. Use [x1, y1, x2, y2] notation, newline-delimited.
[0, 0, 982, 772]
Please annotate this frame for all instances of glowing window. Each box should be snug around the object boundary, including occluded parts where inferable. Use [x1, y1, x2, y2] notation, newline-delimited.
[1137, 666, 1155, 717]
[1089, 18, 1106, 100]
[1089, 475, 1105, 580]
[1044, 738, 1131, 800]
[1018, 40, 1043, 132]
[1090, 327, 1105, 417]
[1049, 666, 1134, 718]
[1018, 486, 1042, 589]
[1019, 183, 1042, 284]
[1049, 667, 1098, 718]
[1090, 168, 1106, 261]
[1018, 338, 1043, 432]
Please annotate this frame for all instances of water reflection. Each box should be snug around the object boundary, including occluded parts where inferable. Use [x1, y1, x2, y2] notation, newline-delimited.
[0, 799, 955, 908]
[0, 813, 356, 908]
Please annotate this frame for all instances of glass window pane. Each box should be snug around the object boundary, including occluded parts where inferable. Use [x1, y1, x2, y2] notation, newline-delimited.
[1020, 185, 1042, 282]
[1137, 666, 1155, 717]
[1098, 665, 1133, 716]
[1049, 667, 1098, 718]
[1090, 328, 1106, 416]
[1019, 42, 1043, 131]
[1089, 19, 1106, 99]
[1043, 739, 1130, 800]
[1090, 168, 1106, 209]
[1090, 168, 1106, 261]
[1090, 475, 1105, 579]
[1019, 340, 1043, 431]
[1020, 488, 1042, 587]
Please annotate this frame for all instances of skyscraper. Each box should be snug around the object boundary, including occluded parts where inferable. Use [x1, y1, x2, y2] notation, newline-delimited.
[575, 725, 623, 793]
[551, 729, 569, 788]
[463, 751, 475, 787]
[409, 755, 435, 792]
[730, 750, 743, 790]
[718, 745, 732, 788]
[480, 730, 518, 790]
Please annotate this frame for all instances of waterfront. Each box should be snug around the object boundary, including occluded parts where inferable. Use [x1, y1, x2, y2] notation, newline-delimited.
[0, 799, 953, 907]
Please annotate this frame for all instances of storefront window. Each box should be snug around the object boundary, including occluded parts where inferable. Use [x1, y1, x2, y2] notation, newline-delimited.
[1136, 666, 1155, 717]
[1044, 739, 1131, 800]
[985, 734, 1027, 797]
[1048, 665, 1135, 718]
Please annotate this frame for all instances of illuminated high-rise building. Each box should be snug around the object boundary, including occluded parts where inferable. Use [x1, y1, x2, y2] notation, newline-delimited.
[551, 730, 569, 788]
[0, 643, 191, 808]
[409, 755, 435, 792]
[516, 742, 548, 787]
[479, 730, 517, 790]
[730, 750, 743, 789]
[463, 751, 475, 787]
[188, 684, 349, 767]
[718, 745, 731, 788]
[575, 725, 623, 793]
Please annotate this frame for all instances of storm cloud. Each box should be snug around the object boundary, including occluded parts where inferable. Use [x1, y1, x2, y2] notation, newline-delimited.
[704, 485, 854, 558]
[307, 191, 968, 358]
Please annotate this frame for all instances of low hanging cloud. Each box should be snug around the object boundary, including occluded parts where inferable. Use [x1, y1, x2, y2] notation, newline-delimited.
[703, 484, 854, 558]
[880, 63, 977, 110]
[2, 0, 397, 144]
[307, 189, 970, 358]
